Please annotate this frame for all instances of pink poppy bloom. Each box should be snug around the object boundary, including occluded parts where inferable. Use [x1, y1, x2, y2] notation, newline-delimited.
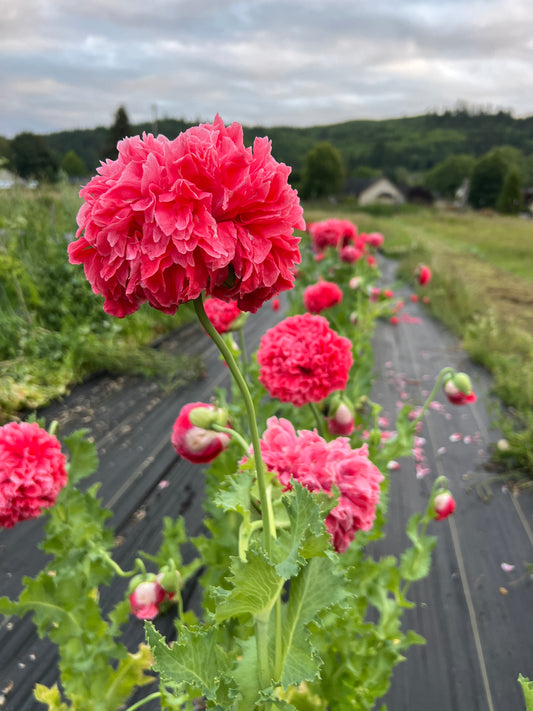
[68, 115, 304, 317]
[258, 417, 383, 553]
[327, 402, 355, 436]
[129, 579, 176, 620]
[203, 297, 244, 334]
[257, 313, 353, 407]
[339, 245, 362, 263]
[303, 281, 343, 314]
[0, 422, 68, 529]
[171, 402, 230, 464]
[416, 265, 432, 286]
[309, 218, 346, 251]
[433, 492, 456, 521]
[364, 232, 384, 249]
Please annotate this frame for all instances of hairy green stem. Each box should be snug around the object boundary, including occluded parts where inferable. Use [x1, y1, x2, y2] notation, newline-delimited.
[194, 294, 274, 554]
[212, 423, 251, 454]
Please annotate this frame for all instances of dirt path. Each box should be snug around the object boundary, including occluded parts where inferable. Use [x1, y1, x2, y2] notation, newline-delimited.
[1, 260, 532, 710]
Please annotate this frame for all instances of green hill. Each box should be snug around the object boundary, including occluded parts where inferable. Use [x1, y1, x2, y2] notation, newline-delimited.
[29, 109, 533, 182]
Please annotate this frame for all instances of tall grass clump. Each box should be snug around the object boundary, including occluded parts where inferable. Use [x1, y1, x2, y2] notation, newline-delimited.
[0, 184, 198, 421]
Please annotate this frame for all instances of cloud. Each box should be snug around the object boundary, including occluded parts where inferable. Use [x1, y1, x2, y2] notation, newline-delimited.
[1, 0, 532, 137]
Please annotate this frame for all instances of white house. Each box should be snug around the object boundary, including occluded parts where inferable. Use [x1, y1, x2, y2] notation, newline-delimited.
[345, 177, 405, 206]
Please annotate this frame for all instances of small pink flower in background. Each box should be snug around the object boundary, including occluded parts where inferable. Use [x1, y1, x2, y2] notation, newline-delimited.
[203, 298, 244, 334]
[257, 417, 383, 553]
[327, 401, 355, 436]
[383, 289, 394, 299]
[339, 245, 362, 263]
[389, 316, 399, 325]
[349, 276, 363, 290]
[366, 255, 377, 268]
[68, 115, 304, 317]
[501, 562, 515, 573]
[449, 432, 463, 442]
[443, 372, 477, 406]
[171, 402, 230, 464]
[257, 313, 353, 407]
[303, 281, 343, 314]
[271, 297, 281, 312]
[415, 265, 432, 286]
[433, 491, 456, 521]
[364, 232, 384, 249]
[411, 294, 419, 302]
[309, 219, 344, 251]
[387, 460, 401, 471]
[422, 295, 431, 304]
[314, 252, 325, 262]
[0, 422, 68, 529]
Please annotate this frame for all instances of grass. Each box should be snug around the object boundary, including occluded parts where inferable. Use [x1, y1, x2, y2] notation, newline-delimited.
[304, 201, 533, 477]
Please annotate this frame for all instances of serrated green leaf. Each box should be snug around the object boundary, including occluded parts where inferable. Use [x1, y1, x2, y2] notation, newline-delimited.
[279, 557, 348, 688]
[215, 549, 284, 623]
[399, 536, 436, 582]
[272, 483, 330, 579]
[33, 683, 69, 710]
[146, 622, 230, 702]
[215, 471, 254, 517]
[63, 429, 99, 485]
[104, 643, 154, 709]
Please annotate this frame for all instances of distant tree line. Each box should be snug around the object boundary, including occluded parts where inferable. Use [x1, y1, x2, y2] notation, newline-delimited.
[1, 106, 532, 213]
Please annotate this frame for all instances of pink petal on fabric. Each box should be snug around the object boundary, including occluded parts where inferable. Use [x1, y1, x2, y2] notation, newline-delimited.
[416, 465, 431, 479]
[501, 563, 515, 572]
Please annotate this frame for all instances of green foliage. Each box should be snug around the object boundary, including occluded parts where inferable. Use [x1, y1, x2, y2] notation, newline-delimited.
[469, 149, 510, 209]
[496, 167, 523, 214]
[518, 674, 533, 711]
[11, 132, 59, 182]
[61, 150, 87, 178]
[300, 142, 345, 199]
[0, 430, 155, 709]
[424, 154, 475, 198]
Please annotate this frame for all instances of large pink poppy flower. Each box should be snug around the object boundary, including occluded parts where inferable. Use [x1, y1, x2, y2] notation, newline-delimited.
[69, 115, 304, 317]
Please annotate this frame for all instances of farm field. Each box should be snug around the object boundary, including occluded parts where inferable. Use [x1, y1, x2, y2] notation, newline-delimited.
[304, 202, 533, 475]
[1, 186, 532, 474]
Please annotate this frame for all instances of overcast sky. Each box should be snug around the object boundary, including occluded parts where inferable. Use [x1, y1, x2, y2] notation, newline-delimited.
[2, 0, 532, 137]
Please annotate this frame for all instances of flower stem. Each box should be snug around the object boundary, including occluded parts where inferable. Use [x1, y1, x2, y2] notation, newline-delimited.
[308, 401, 326, 438]
[194, 295, 273, 555]
[123, 692, 162, 711]
[411, 367, 455, 428]
[212, 424, 250, 454]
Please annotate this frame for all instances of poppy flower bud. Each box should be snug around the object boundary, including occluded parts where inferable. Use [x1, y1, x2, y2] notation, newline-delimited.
[443, 372, 476, 406]
[157, 565, 182, 595]
[327, 399, 355, 436]
[433, 491, 456, 521]
[172, 402, 230, 464]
